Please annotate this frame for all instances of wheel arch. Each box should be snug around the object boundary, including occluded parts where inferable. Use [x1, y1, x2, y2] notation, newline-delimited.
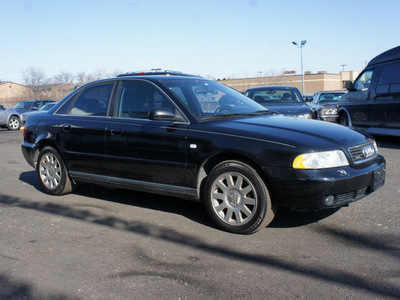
[7, 114, 21, 128]
[32, 138, 63, 169]
[338, 107, 352, 126]
[197, 152, 275, 204]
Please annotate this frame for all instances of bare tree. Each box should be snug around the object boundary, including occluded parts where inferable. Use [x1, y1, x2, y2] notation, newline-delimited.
[52, 71, 74, 84]
[22, 66, 45, 88]
[75, 72, 87, 85]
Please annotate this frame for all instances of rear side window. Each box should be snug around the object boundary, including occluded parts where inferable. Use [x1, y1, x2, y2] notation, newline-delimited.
[64, 83, 114, 116]
[378, 62, 400, 84]
[376, 62, 400, 94]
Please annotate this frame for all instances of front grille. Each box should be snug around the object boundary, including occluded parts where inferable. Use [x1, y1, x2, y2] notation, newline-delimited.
[348, 141, 378, 164]
[335, 187, 369, 205]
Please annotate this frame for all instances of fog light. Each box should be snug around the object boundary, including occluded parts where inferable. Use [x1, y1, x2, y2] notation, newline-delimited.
[323, 195, 335, 206]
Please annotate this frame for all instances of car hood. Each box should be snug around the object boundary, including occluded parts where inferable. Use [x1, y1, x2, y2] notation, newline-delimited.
[199, 115, 370, 151]
[4, 108, 20, 116]
[21, 110, 41, 117]
[260, 103, 311, 115]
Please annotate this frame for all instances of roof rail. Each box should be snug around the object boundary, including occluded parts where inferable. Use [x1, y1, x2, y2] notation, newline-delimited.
[117, 70, 202, 77]
[367, 45, 400, 67]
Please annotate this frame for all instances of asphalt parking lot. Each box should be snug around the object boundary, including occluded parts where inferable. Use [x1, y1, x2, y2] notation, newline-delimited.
[0, 128, 399, 300]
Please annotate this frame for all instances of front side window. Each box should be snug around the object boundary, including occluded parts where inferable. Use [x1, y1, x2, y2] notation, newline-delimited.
[114, 80, 177, 119]
[66, 82, 114, 116]
[354, 70, 374, 91]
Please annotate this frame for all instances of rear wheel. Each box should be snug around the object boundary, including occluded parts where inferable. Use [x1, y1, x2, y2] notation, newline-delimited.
[205, 161, 275, 234]
[37, 147, 74, 195]
[8, 116, 21, 130]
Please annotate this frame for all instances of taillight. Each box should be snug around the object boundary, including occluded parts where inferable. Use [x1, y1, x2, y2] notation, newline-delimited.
[23, 127, 26, 139]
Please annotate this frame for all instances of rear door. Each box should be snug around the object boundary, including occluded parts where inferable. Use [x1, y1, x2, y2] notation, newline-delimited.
[54, 81, 115, 175]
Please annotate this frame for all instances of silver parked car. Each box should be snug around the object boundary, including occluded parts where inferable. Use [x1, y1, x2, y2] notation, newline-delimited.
[0, 100, 55, 130]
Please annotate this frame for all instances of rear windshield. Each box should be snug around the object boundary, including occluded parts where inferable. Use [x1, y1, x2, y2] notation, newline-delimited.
[245, 88, 304, 104]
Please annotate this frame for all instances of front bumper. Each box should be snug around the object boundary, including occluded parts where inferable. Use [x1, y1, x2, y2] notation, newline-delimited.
[263, 155, 385, 209]
[320, 114, 339, 123]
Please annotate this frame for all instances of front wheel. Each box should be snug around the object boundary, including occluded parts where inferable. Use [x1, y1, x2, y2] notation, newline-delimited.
[37, 147, 74, 195]
[8, 116, 21, 130]
[205, 161, 276, 234]
[338, 113, 349, 126]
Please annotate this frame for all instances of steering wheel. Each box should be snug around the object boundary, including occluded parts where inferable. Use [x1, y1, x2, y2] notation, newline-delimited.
[214, 106, 233, 115]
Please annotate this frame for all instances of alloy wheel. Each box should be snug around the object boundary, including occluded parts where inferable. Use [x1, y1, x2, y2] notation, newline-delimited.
[210, 171, 258, 226]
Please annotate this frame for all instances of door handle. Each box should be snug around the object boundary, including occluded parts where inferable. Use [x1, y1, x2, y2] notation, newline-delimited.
[62, 124, 71, 132]
[110, 128, 123, 136]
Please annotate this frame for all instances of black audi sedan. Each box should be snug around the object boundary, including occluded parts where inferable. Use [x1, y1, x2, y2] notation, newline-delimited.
[21, 71, 386, 234]
[244, 85, 315, 119]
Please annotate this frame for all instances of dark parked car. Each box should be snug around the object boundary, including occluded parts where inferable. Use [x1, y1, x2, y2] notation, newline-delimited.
[22, 71, 385, 234]
[244, 86, 315, 119]
[0, 99, 55, 130]
[20, 102, 58, 126]
[306, 91, 346, 122]
[338, 45, 400, 136]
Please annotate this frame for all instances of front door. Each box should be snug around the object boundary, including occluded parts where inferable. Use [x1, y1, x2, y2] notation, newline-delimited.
[105, 80, 190, 188]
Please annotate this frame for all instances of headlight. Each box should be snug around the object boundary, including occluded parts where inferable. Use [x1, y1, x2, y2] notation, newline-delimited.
[320, 107, 338, 115]
[296, 113, 312, 119]
[293, 150, 349, 169]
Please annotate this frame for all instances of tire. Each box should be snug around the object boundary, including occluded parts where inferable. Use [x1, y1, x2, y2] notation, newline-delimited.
[338, 113, 349, 126]
[37, 146, 74, 195]
[205, 161, 276, 234]
[8, 116, 21, 131]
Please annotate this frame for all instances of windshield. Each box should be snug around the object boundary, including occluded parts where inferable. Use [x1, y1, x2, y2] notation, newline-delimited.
[160, 79, 267, 121]
[39, 103, 56, 111]
[318, 93, 345, 103]
[245, 87, 303, 104]
[13, 101, 32, 110]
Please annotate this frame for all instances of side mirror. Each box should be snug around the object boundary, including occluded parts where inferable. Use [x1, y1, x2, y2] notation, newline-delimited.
[0, 105, 5, 110]
[149, 108, 183, 122]
[304, 96, 313, 103]
[344, 81, 355, 91]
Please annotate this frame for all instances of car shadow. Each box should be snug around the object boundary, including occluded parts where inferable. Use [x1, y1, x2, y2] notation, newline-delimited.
[374, 135, 400, 149]
[19, 170, 341, 230]
[269, 207, 341, 228]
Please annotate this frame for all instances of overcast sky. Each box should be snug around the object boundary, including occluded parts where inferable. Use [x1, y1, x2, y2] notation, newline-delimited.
[1, 0, 399, 83]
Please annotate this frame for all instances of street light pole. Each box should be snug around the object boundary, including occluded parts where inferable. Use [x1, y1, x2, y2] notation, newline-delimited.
[292, 40, 307, 95]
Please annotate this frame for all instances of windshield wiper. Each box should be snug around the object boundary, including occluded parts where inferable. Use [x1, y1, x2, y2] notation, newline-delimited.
[202, 110, 274, 121]
[251, 110, 274, 115]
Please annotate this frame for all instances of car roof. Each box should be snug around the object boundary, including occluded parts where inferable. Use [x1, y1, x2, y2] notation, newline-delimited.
[317, 90, 346, 94]
[19, 99, 54, 103]
[117, 70, 203, 78]
[367, 45, 400, 66]
[246, 85, 299, 91]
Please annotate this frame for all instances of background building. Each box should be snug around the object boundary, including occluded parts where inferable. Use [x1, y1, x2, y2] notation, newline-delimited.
[0, 81, 33, 108]
[219, 71, 360, 94]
